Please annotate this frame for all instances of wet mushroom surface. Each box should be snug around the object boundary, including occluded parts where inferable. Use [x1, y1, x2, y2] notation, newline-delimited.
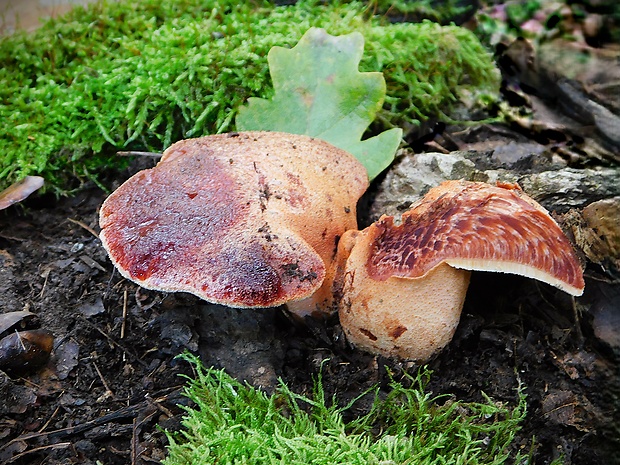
[1, 134, 619, 464]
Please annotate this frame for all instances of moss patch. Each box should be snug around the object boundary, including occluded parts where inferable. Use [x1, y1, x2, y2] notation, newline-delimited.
[164, 354, 527, 465]
[1, 0, 499, 194]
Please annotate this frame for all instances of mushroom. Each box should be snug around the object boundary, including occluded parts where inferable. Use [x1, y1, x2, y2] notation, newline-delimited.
[99, 131, 368, 318]
[337, 180, 585, 361]
[100, 135, 585, 362]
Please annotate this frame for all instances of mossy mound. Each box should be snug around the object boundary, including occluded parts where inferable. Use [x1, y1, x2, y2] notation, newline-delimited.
[164, 354, 526, 465]
[1, 0, 499, 194]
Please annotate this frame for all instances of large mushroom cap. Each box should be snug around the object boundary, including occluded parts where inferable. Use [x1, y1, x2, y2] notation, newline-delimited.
[99, 131, 368, 310]
[339, 180, 585, 361]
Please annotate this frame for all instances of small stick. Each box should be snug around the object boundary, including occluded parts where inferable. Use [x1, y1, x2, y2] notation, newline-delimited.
[78, 316, 148, 368]
[38, 405, 61, 433]
[0, 389, 183, 452]
[38, 270, 50, 299]
[67, 218, 99, 239]
[131, 417, 138, 465]
[571, 296, 584, 345]
[121, 288, 128, 340]
[15, 329, 26, 351]
[93, 360, 114, 399]
[4, 442, 72, 464]
[149, 395, 175, 419]
[117, 151, 162, 158]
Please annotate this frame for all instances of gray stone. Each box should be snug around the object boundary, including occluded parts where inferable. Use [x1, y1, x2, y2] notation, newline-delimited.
[370, 150, 620, 221]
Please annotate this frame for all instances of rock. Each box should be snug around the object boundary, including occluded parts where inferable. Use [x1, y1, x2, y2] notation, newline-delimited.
[370, 150, 620, 221]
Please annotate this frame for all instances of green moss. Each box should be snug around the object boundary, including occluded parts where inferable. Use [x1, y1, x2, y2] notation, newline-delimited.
[164, 354, 526, 465]
[0, 0, 499, 194]
[362, 20, 499, 130]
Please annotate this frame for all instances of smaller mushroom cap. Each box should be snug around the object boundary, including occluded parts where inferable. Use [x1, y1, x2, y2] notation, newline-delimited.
[368, 180, 584, 295]
[338, 180, 585, 361]
[99, 132, 368, 310]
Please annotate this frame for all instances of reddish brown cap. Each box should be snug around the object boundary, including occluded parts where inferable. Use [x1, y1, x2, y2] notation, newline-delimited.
[99, 132, 368, 310]
[368, 180, 584, 295]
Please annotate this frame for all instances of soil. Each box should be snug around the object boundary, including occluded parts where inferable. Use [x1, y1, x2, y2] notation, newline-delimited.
[0, 139, 619, 464]
[1, 4, 620, 464]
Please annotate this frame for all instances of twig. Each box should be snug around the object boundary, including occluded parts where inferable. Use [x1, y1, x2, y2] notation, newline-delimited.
[103, 267, 118, 302]
[541, 401, 580, 418]
[135, 287, 160, 311]
[78, 315, 148, 368]
[2, 442, 72, 464]
[423, 140, 451, 154]
[131, 406, 158, 464]
[14, 330, 26, 351]
[149, 394, 175, 419]
[38, 269, 49, 299]
[93, 360, 115, 401]
[67, 218, 99, 239]
[0, 233, 27, 242]
[117, 151, 162, 158]
[571, 296, 584, 345]
[38, 405, 61, 434]
[121, 288, 128, 340]
[0, 388, 184, 459]
[535, 282, 585, 345]
[131, 417, 138, 465]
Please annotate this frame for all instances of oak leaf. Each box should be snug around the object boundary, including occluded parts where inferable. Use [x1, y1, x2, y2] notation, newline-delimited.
[236, 28, 402, 181]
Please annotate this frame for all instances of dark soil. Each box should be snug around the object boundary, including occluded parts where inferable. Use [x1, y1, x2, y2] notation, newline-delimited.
[2, 3, 620, 461]
[0, 145, 619, 464]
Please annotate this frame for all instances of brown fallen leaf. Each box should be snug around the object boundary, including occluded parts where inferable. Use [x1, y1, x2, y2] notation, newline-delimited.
[0, 176, 44, 210]
[557, 203, 620, 274]
[0, 311, 35, 336]
[541, 389, 597, 433]
[582, 198, 620, 261]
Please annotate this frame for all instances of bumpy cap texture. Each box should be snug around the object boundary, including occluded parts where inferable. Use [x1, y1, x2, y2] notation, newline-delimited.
[368, 180, 584, 295]
[99, 131, 368, 308]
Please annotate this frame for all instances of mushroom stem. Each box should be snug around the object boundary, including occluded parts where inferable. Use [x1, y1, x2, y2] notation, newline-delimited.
[339, 227, 471, 360]
[286, 229, 361, 319]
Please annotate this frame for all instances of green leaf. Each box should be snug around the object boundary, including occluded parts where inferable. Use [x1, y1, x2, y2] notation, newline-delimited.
[236, 28, 402, 181]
